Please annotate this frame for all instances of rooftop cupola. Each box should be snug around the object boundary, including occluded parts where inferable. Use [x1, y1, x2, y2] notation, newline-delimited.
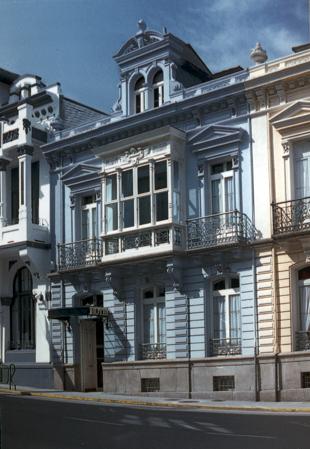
[113, 21, 212, 116]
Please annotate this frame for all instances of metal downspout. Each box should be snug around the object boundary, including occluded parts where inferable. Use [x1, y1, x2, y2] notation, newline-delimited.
[248, 102, 260, 401]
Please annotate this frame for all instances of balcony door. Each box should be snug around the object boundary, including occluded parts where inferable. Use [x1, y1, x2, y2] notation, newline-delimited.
[212, 277, 241, 355]
[294, 144, 310, 200]
[210, 161, 234, 215]
[81, 195, 97, 240]
[142, 287, 166, 359]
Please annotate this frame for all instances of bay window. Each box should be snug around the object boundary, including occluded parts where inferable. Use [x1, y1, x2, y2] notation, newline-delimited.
[104, 159, 170, 234]
[106, 174, 118, 232]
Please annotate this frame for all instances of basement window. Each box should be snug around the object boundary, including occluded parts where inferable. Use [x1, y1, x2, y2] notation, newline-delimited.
[213, 376, 235, 391]
[141, 378, 160, 393]
[301, 372, 310, 388]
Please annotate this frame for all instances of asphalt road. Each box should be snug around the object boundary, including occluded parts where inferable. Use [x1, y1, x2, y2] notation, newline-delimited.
[1, 394, 310, 449]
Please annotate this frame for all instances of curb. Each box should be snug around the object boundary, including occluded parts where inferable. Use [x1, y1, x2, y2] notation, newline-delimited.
[2, 388, 310, 413]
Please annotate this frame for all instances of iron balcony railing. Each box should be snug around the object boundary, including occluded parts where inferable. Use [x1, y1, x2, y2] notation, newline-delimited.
[104, 225, 184, 255]
[57, 237, 103, 271]
[140, 343, 167, 360]
[187, 210, 255, 250]
[272, 197, 310, 235]
[295, 331, 310, 351]
[210, 338, 242, 356]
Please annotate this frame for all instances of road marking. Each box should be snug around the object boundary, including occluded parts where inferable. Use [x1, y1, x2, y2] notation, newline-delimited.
[66, 416, 122, 426]
[195, 421, 231, 434]
[146, 417, 170, 428]
[169, 419, 199, 430]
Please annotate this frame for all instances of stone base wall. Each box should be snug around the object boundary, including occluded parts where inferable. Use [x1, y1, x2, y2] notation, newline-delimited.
[13, 363, 54, 389]
[102, 352, 310, 401]
[53, 364, 81, 391]
[102, 356, 257, 400]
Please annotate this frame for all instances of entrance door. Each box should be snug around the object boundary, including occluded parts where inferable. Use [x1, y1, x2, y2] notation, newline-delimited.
[80, 320, 97, 391]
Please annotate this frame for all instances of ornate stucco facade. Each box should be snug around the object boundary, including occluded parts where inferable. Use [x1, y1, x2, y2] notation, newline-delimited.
[2, 23, 310, 400]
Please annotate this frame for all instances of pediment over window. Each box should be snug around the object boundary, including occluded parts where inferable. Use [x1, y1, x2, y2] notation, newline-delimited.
[61, 164, 101, 186]
[271, 101, 310, 136]
[188, 125, 245, 154]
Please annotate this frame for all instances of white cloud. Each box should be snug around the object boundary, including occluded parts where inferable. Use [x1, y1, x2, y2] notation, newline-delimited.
[181, 0, 306, 71]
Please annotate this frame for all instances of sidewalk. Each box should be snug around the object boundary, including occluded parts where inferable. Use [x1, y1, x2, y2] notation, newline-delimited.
[1, 384, 310, 413]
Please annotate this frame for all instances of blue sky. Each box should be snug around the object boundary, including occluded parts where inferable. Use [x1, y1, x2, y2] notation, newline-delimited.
[0, 0, 308, 112]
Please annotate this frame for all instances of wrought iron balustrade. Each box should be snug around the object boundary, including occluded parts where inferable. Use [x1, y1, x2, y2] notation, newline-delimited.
[187, 211, 255, 250]
[57, 237, 103, 271]
[104, 225, 184, 255]
[210, 338, 241, 356]
[141, 343, 167, 360]
[272, 197, 310, 235]
[295, 331, 310, 351]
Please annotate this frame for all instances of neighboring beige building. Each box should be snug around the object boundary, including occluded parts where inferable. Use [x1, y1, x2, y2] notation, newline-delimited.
[247, 43, 310, 400]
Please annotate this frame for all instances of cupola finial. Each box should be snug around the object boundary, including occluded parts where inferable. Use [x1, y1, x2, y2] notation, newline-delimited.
[250, 42, 268, 64]
[137, 19, 147, 34]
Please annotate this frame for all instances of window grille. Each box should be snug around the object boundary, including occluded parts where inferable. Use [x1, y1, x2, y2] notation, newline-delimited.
[141, 378, 160, 393]
[213, 376, 235, 391]
[301, 372, 310, 388]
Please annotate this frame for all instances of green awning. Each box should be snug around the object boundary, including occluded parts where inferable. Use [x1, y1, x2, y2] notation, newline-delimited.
[48, 306, 108, 320]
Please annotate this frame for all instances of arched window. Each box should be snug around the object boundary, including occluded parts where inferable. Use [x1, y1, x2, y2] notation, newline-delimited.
[152, 70, 164, 108]
[134, 76, 146, 114]
[10, 267, 35, 350]
[212, 276, 240, 346]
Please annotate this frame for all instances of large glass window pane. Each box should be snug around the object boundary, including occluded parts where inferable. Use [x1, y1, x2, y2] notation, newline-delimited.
[300, 286, 310, 331]
[122, 199, 134, 228]
[173, 161, 180, 221]
[225, 177, 234, 212]
[139, 196, 151, 225]
[157, 302, 166, 344]
[155, 161, 167, 190]
[11, 167, 19, 225]
[31, 161, 40, 224]
[229, 294, 241, 340]
[143, 304, 155, 344]
[106, 174, 117, 202]
[213, 297, 226, 340]
[138, 165, 150, 194]
[106, 204, 118, 231]
[81, 209, 89, 239]
[92, 207, 97, 237]
[211, 179, 222, 214]
[122, 170, 133, 197]
[156, 191, 168, 221]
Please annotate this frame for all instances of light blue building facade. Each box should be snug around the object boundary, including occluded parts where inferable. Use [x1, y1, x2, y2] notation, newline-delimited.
[43, 22, 259, 398]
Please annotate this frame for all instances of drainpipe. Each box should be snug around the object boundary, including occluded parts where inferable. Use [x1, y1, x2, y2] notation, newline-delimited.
[248, 104, 260, 401]
[187, 294, 192, 399]
[267, 112, 280, 401]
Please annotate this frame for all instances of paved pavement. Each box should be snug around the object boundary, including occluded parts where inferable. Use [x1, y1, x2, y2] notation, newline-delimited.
[2, 383, 310, 413]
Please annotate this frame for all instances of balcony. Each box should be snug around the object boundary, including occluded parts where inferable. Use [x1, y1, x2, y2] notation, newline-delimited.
[272, 197, 310, 236]
[295, 331, 310, 351]
[103, 225, 184, 257]
[57, 238, 103, 271]
[187, 211, 255, 251]
[140, 343, 167, 360]
[210, 338, 242, 356]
